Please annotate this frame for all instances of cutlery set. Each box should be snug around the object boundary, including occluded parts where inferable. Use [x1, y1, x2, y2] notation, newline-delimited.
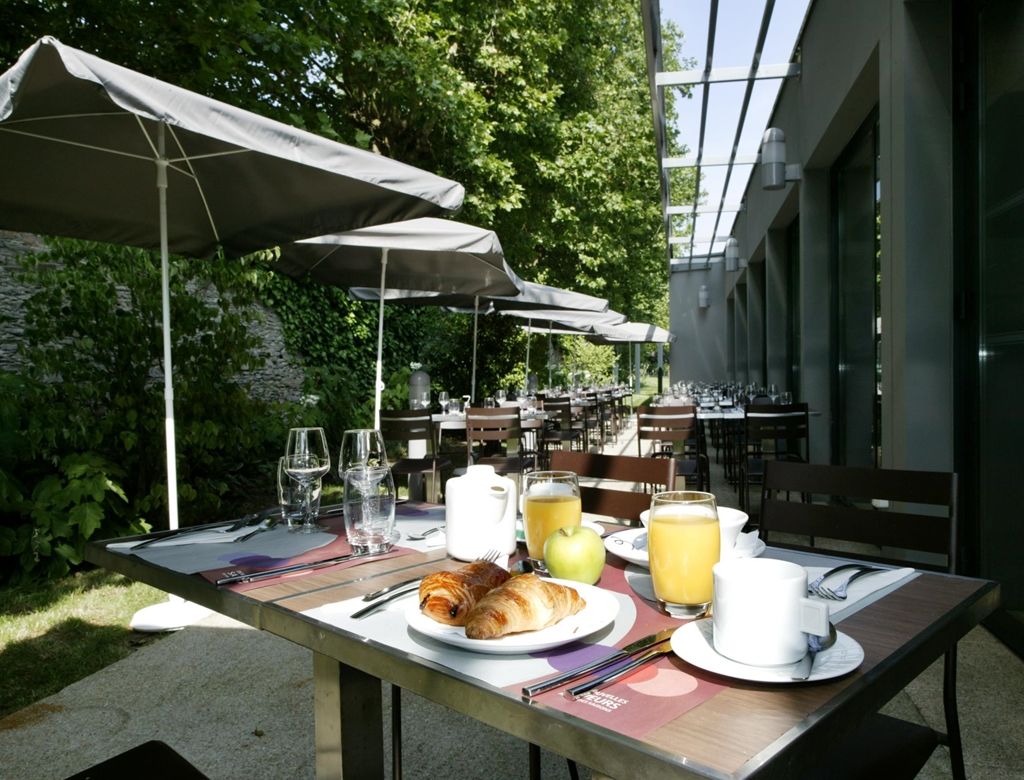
[807, 563, 886, 601]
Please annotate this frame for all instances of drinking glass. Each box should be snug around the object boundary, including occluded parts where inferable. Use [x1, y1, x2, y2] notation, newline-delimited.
[496, 388, 507, 404]
[438, 391, 450, 414]
[277, 456, 304, 530]
[283, 452, 329, 532]
[648, 491, 720, 617]
[343, 464, 397, 554]
[522, 471, 582, 571]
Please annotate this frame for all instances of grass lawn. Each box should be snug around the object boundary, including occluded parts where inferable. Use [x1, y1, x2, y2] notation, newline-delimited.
[0, 569, 168, 720]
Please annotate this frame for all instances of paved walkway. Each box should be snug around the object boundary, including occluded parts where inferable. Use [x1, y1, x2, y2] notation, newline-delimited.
[1, 416, 1022, 779]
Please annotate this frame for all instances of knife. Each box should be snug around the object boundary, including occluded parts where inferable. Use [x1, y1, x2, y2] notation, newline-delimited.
[565, 639, 674, 699]
[362, 576, 423, 602]
[521, 627, 677, 698]
[350, 581, 421, 619]
[215, 551, 378, 586]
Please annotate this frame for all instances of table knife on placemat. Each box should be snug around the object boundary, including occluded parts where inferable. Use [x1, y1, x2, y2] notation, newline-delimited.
[215, 551, 376, 586]
[565, 639, 675, 699]
[522, 627, 677, 698]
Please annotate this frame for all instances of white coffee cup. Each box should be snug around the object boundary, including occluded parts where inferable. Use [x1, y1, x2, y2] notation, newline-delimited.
[712, 558, 830, 666]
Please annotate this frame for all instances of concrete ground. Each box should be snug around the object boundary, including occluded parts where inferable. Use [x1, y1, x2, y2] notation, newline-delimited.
[1, 413, 1021, 779]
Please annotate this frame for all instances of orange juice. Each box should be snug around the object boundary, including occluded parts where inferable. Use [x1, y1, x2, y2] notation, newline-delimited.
[649, 509, 720, 607]
[524, 494, 582, 560]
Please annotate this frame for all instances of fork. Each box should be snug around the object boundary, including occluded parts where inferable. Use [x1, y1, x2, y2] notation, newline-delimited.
[807, 563, 875, 595]
[353, 549, 503, 618]
[814, 566, 885, 600]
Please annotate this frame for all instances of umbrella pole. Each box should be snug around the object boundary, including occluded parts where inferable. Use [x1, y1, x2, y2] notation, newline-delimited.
[374, 248, 388, 430]
[524, 318, 531, 391]
[131, 122, 210, 632]
[470, 296, 479, 403]
[156, 127, 179, 533]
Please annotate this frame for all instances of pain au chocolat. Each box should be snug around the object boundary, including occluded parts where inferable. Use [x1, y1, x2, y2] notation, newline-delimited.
[418, 560, 510, 626]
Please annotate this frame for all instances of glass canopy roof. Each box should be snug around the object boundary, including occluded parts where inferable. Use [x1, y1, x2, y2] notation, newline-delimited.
[641, 0, 812, 269]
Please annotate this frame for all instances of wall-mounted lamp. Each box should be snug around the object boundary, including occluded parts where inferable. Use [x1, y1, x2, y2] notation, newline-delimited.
[698, 284, 710, 309]
[761, 128, 802, 190]
[725, 237, 741, 272]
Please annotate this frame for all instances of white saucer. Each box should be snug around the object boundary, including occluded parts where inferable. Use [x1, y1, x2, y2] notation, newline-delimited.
[670, 619, 864, 683]
[605, 528, 765, 569]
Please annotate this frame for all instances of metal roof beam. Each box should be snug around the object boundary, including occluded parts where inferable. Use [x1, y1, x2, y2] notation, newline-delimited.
[668, 203, 745, 215]
[664, 153, 758, 168]
[656, 62, 799, 87]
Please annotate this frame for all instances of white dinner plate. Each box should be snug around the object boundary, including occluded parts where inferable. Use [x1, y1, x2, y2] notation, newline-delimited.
[670, 619, 864, 683]
[515, 518, 605, 542]
[405, 578, 619, 655]
[604, 528, 766, 569]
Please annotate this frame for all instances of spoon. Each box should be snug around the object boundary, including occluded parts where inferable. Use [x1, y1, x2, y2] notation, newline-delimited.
[791, 622, 838, 680]
[405, 526, 443, 541]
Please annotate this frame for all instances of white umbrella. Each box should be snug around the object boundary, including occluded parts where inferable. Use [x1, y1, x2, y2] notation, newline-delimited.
[276, 218, 521, 425]
[0, 36, 464, 534]
[350, 281, 611, 401]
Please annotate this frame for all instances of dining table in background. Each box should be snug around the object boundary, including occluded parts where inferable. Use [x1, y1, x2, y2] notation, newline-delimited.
[86, 505, 998, 780]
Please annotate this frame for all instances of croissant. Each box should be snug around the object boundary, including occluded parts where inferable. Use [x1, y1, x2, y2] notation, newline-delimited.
[418, 561, 510, 626]
[464, 574, 586, 640]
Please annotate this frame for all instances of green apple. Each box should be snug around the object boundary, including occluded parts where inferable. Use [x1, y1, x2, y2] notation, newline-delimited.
[543, 525, 605, 585]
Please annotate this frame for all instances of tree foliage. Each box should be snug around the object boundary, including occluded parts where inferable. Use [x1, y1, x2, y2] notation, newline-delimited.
[0, 0, 684, 581]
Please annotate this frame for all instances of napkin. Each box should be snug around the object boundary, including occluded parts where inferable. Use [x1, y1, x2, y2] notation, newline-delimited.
[108, 525, 265, 550]
[805, 565, 916, 616]
[731, 531, 760, 557]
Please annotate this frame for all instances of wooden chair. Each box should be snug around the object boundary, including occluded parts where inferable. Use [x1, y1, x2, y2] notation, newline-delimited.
[550, 450, 675, 527]
[636, 404, 710, 492]
[738, 402, 809, 514]
[759, 460, 964, 780]
[539, 397, 584, 464]
[465, 406, 533, 488]
[379, 408, 451, 502]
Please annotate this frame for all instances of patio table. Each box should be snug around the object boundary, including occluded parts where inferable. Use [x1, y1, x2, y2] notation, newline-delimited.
[86, 506, 998, 779]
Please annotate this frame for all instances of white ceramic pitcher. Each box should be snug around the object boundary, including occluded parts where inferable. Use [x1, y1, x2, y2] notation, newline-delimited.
[444, 465, 516, 560]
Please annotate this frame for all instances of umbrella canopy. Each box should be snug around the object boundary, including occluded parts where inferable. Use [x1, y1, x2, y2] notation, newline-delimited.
[350, 280, 611, 401]
[499, 308, 628, 389]
[0, 37, 465, 531]
[276, 218, 521, 426]
[589, 321, 674, 344]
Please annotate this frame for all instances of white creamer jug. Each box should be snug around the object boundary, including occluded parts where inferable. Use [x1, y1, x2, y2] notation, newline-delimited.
[444, 465, 516, 560]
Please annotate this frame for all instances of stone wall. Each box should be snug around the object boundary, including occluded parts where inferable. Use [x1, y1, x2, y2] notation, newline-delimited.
[0, 230, 305, 404]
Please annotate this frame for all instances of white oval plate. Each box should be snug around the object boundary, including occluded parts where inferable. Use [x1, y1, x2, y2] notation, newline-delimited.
[605, 528, 765, 569]
[405, 578, 619, 655]
[671, 619, 864, 683]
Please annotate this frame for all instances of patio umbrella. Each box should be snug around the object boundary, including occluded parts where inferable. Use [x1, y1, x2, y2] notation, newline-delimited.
[0, 36, 464, 536]
[587, 321, 674, 392]
[350, 281, 611, 401]
[276, 218, 521, 426]
[498, 308, 628, 388]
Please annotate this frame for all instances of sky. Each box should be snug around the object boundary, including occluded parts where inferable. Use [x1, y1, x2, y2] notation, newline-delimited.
[658, 0, 812, 261]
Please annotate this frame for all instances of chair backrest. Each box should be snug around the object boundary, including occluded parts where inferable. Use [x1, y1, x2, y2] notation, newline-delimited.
[743, 403, 809, 461]
[379, 409, 436, 456]
[760, 460, 958, 572]
[465, 406, 522, 453]
[550, 450, 675, 525]
[636, 404, 700, 456]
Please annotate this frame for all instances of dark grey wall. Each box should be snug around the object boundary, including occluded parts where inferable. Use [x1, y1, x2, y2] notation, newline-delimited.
[671, 0, 956, 469]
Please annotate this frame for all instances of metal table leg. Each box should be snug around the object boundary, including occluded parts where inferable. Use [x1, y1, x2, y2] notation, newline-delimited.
[314, 652, 384, 779]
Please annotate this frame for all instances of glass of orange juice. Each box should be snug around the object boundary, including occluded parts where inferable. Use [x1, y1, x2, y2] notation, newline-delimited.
[523, 471, 582, 570]
[648, 491, 720, 617]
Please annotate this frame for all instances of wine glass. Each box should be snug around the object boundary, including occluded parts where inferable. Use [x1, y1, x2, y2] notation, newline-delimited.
[338, 428, 387, 475]
[438, 391, 450, 415]
[283, 452, 329, 532]
[496, 388, 507, 404]
[284, 427, 330, 532]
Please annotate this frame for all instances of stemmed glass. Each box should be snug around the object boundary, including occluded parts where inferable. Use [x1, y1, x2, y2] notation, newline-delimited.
[438, 391, 450, 415]
[283, 427, 330, 532]
[339, 429, 396, 554]
[496, 388, 507, 404]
